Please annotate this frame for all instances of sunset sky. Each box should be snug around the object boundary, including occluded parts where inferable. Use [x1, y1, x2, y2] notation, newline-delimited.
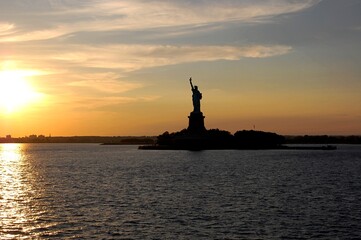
[1, 0, 360, 136]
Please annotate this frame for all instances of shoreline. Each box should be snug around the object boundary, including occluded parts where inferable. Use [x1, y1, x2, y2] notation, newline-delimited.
[138, 144, 337, 151]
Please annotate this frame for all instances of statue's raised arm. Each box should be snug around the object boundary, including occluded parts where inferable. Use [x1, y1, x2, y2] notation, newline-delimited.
[189, 77, 194, 90]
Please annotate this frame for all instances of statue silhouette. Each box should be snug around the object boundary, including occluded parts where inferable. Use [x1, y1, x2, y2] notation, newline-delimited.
[189, 77, 202, 113]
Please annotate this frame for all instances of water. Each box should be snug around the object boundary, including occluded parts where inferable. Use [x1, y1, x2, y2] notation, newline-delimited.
[1, 144, 361, 239]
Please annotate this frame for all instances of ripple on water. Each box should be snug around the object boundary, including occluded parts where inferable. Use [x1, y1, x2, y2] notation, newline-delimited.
[1, 144, 361, 239]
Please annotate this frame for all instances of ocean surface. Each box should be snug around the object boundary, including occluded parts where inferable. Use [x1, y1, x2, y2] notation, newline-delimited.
[1, 143, 361, 239]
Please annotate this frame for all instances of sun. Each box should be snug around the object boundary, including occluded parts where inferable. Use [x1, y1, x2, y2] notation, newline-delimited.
[0, 70, 42, 113]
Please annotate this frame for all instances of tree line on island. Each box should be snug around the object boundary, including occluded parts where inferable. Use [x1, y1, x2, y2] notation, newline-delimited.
[153, 129, 285, 150]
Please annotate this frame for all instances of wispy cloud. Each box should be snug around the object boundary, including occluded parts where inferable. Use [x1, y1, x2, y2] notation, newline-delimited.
[68, 78, 142, 94]
[0, 22, 15, 36]
[1, 26, 68, 42]
[351, 26, 361, 31]
[65, 95, 160, 111]
[0, 0, 321, 42]
[51, 44, 292, 71]
[32, 71, 158, 111]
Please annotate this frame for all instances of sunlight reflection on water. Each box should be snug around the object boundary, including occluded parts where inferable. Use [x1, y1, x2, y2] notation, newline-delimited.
[0, 144, 29, 238]
[0, 144, 52, 239]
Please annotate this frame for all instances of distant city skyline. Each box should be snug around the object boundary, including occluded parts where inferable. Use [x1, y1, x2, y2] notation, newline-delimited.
[1, 0, 360, 136]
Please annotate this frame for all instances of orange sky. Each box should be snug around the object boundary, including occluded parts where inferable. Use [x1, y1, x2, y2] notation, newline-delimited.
[1, 0, 361, 136]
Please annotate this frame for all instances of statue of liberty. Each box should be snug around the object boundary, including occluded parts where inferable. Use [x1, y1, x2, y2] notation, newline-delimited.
[189, 77, 202, 113]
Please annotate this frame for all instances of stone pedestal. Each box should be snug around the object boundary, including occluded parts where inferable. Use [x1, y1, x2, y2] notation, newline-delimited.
[188, 111, 206, 133]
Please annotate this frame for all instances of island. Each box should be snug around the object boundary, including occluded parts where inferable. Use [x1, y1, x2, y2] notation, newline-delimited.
[139, 77, 336, 150]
